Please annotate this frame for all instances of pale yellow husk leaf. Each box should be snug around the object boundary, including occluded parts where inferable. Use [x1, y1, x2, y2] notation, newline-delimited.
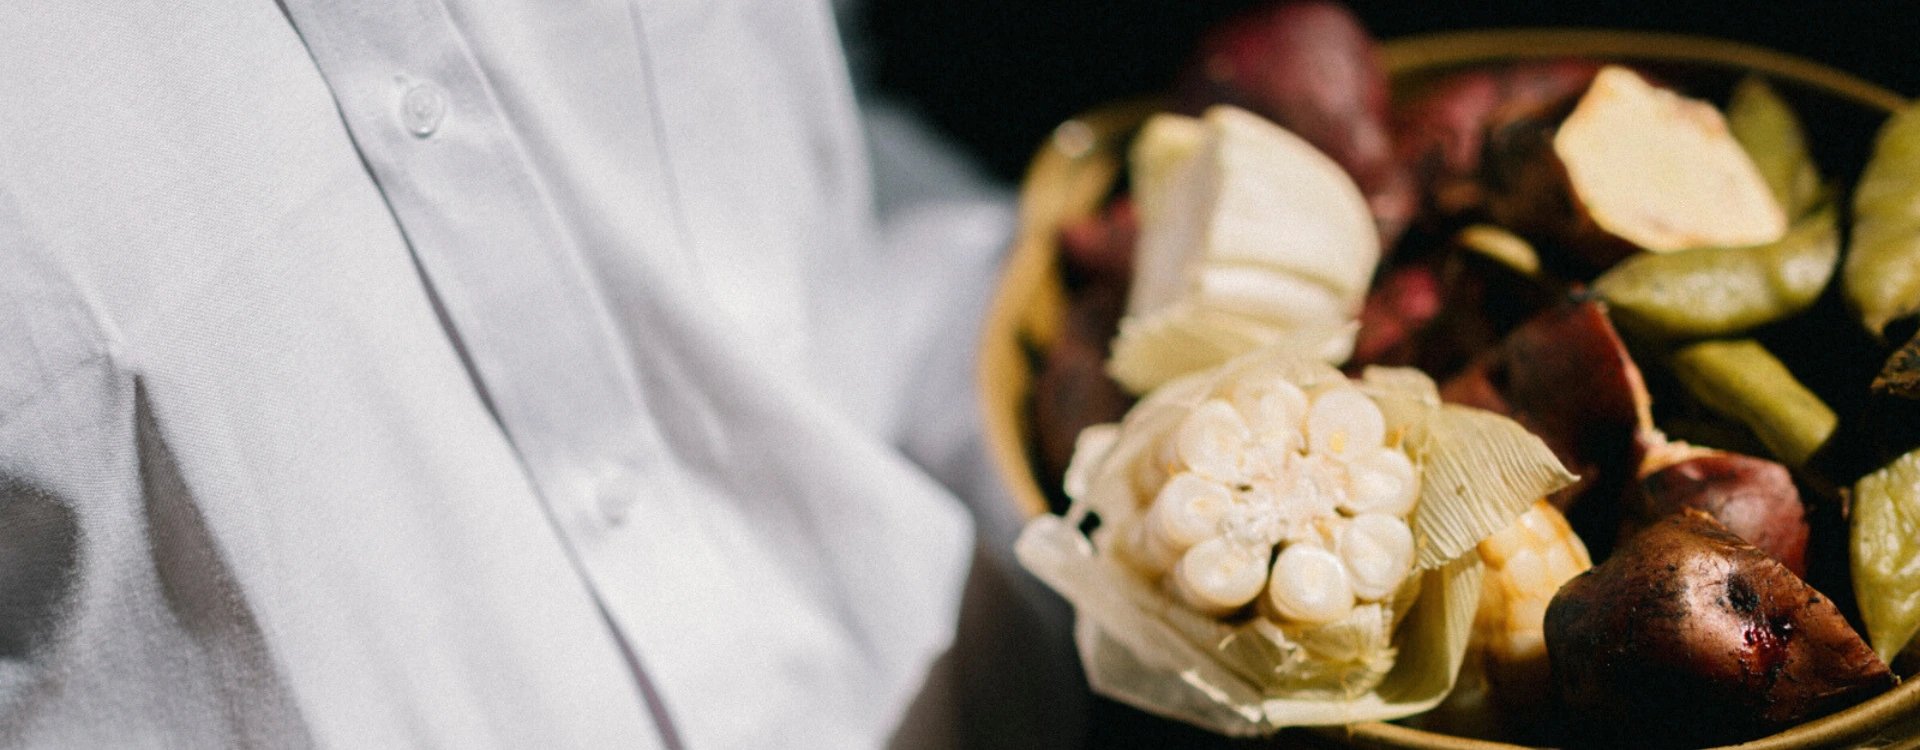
[1016, 347, 1571, 734]
[1110, 106, 1378, 394]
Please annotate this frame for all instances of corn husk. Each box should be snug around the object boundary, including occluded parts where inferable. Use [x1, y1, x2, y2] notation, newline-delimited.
[1017, 347, 1576, 735]
[1109, 106, 1380, 394]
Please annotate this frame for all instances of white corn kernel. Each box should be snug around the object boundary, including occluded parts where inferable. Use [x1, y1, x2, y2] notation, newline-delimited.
[1228, 376, 1309, 467]
[1267, 543, 1356, 625]
[1228, 376, 1309, 432]
[1307, 387, 1386, 458]
[1122, 520, 1180, 576]
[1173, 399, 1253, 482]
[1339, 513, 1416, 602]
[1172, 538, 1271, 615]
[1343, 447, 1419, 516]
[1147, 473, 1233, 549]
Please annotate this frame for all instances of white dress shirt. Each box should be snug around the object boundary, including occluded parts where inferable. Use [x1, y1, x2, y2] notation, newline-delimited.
[0, 1, 1074, 748]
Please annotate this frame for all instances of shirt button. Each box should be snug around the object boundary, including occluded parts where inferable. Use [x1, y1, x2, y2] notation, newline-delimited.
[400, 82, 447, 137]
[596, 471, 640, 527]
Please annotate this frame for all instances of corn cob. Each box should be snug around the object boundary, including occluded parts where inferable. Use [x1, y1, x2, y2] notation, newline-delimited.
[1426, 499, 1590, 737]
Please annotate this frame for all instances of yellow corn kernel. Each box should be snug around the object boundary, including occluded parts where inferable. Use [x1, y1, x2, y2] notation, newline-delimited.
[1473, 499, 1591, 712]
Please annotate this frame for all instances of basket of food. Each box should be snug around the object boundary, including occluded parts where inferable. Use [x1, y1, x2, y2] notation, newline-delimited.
[978, 3, 1920, 748]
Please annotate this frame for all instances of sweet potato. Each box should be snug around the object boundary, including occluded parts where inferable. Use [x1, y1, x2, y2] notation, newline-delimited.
[1547, 510, 1893, 748]
[1034, 202, 1140, 492]
[1399, 233, 1561, 379]
[1348, 262, 1443, 368]
[1438, 299, 1657, 558]
[1631, 451, 1810, 577]
[1173, 0, 1414, 245]
[1483, 66, 1787, 276]
[1394, 59, 1600, 222]
[1351, 225, 1556, 375]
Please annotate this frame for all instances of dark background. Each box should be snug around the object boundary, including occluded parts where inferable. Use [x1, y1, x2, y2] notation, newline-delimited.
[859, 0, 1920, 182]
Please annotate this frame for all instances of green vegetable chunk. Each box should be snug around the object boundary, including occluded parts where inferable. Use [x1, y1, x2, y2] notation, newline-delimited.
[1847, 103, 1920, 336]
[1596, 205, 1837, 338]
[1853, 448, 1920, 662]
[1671, 340, 1836, 468]
[1592, 77, 1835, 339]
[1727, 77, 1823, 215]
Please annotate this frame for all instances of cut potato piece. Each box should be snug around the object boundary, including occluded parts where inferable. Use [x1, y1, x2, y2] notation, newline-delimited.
[1486, 66, 1787, 275]
[1555, 67, 1786, 253]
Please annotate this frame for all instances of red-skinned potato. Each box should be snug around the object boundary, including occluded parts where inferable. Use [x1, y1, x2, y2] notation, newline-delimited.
[1394, 59, 1601, 221]
[1631, 451, 1810, 577]
[1057, 197, 1137, 284]
[1440, 299, 1657, 558]
[1173, 0, 1415, 245]
[1483, 66, 1787, 277]
[1401, 235, 1560, 379]
[1352, 225, 1557, 376]
[1034, 201, 1139, 489]
[1547, 510, 1892, 748]
[1349, 262, 1443, 368]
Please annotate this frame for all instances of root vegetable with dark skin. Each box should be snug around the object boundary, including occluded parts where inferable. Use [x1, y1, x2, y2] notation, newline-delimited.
[1348, 262, 1443, 368]
[1547, 510, 1893, 748]
[1352, 225, 1556, 376]
[1440, 299, 1656, 557]
[1393, 59, 1600, 222]
[1034, 202, 1139, 495]
[1403, 235, 1560, 379]
[1631, 451, 1810, 578]
[1483, 66, 1787, 277]
[1173, 0, 1415, 246]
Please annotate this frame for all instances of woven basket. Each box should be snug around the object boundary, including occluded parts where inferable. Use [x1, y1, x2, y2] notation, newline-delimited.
[978, 29, 1920, 750]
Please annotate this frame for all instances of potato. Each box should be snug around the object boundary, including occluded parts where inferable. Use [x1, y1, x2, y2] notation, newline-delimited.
[1396, 233, 1560, 379]
[1631, 451, 1810, 577]
[1394, 59, 1600, 221]
[1057, 197, 1136, 284]
[1546, 510, 1893, 748]
[1484, 67, 1787, 276]
[1034, 201, 1140, 488]
[1351, 226, 1555, 375]
[1439, 300, 1656, 557]
[1348, 262, 1442, 368]
[1173, 1, 1414, 245]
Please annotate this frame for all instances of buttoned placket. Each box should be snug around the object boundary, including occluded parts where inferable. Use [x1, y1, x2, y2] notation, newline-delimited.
[277, 2, 678, 746]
